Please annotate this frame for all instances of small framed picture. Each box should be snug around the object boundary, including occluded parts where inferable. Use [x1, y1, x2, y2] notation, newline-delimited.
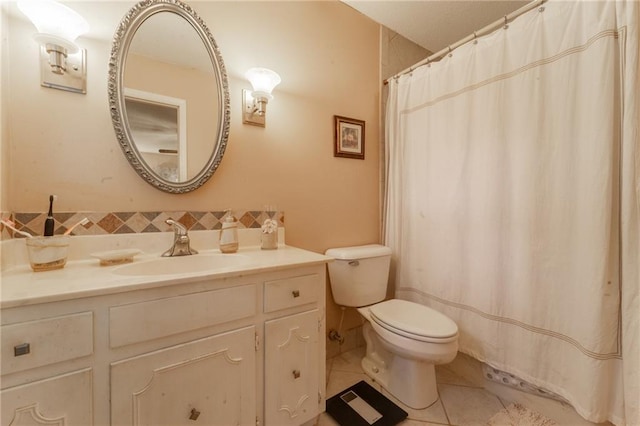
[334, 115, 365, 160]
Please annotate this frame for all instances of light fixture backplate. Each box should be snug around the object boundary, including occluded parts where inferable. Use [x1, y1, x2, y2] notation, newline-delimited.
[39, 46, 87, 94]
[242, 89, 265, 127]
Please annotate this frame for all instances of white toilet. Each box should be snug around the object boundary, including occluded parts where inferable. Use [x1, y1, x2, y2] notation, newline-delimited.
[325, 244, 459, 409]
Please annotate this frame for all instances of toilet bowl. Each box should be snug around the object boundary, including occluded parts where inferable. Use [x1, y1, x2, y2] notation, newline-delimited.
[358, 299, 458, 408]
[325, 244, 459, 409]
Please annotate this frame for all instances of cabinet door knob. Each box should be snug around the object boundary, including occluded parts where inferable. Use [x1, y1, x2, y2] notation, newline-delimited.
[14, 343, 30, 357]
[189, 408, 201, 421]
[292, 290, 300, 298]
[292, 369, 301, 379]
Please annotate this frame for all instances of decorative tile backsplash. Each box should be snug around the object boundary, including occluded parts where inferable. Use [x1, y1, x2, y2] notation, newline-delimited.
[0, 210, 283, 240]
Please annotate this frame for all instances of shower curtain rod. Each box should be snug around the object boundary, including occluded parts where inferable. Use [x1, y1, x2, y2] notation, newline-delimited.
[384, 0, 547, 84]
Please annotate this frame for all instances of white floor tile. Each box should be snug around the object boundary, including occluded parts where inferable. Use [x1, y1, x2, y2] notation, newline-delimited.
[316, 412, 340, 426]
[328, 348, 450, 425]
[378, 386, 450, 425]
[331, 347, 366, 374]
[435, 352, 485, 388]
[399, 419, 449, 426]
[326, 356, 334, 385]
[325, 347, 600, 426]
[438, 384, 505, 426]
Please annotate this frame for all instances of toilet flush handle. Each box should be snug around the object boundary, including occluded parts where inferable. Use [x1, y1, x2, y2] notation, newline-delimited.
[348, 260, 359, 266]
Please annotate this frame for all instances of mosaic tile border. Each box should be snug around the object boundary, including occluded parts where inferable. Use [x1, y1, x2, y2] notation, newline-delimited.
[0, 210, 283, 240]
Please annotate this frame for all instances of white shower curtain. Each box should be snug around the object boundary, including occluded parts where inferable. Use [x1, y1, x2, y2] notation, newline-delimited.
[384, 1, 639, 424]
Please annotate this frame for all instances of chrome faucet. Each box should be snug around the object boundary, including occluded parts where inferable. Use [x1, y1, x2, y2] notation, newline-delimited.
[162, 219, 198, 257]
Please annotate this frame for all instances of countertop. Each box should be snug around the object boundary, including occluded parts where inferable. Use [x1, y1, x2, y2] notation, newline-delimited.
[0, 245, 332, 309]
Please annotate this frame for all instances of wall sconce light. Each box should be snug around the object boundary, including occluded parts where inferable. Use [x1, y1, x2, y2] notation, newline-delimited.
[17, 0, 89, 94]
[242, 67, 281, 127]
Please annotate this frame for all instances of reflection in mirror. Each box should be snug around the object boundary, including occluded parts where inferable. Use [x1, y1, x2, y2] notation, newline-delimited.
[125, 89, 186, 182]
[109, 0, 230, 193]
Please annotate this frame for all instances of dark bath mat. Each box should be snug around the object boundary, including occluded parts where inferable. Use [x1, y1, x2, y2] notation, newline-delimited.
[326, 380, 408, 426]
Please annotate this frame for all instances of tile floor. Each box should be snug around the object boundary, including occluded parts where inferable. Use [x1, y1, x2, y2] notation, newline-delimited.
[316, 347, 613, 426]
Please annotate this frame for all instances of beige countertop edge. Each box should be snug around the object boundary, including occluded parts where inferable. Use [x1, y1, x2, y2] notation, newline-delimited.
[1, 245, 333, 309]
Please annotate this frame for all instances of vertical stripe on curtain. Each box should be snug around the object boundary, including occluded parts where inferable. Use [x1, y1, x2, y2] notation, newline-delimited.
[384, 1, 639, 424]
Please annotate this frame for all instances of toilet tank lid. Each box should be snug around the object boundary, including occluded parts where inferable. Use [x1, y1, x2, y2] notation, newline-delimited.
[325, 244, 392, 260]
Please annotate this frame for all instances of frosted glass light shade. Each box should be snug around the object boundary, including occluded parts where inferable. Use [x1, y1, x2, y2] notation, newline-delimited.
[18, 0, 89, 52]
[245, 68, 281, 100]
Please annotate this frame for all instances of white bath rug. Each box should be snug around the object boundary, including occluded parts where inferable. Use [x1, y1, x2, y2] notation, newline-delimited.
[487, 403, 557, 426]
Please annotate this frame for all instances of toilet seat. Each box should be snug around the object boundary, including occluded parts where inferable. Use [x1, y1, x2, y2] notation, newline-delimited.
[369, 299, 458, 343]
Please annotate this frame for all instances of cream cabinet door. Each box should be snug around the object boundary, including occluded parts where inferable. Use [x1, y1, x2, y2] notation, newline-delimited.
[264, 310, 320, 426]
[1, 368, 93, 426]
[111, 326, 256, 426]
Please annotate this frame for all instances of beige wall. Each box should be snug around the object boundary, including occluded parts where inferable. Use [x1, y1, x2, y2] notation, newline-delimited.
[380, 29, 431, 303]
[328, 28, 432, 356]
[1, 4, 10, 211]
[2, 1, 381, 354]
[2, 1, 381, 254]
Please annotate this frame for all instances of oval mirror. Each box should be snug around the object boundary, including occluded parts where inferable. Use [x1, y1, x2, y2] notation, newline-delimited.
[108, 0, 230, 193]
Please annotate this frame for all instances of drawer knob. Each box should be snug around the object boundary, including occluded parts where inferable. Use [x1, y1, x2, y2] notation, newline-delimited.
[292, 369, 301, 379]
[189, 408, 201, 421]
[14, 343, 30, 357]
[292, 290, 300, 298]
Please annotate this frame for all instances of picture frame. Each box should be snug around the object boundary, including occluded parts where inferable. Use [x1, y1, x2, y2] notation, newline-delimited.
[334, 115, 365, 160]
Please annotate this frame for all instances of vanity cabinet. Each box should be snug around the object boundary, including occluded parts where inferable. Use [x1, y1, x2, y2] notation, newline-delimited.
[110, 326, 256, 425]
[1, 257, 327, 426]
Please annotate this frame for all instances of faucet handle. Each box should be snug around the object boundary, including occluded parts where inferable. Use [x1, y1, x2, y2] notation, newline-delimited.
[162, 219, 198, 256]
[166, 219, 187, 235]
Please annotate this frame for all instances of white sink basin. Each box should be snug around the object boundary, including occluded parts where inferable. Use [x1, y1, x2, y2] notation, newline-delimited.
[112, 253, 251, 276]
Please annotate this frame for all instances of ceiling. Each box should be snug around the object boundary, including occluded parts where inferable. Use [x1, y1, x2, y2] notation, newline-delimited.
[7, 1, 531, 55]
[341, 0, 530, 54]
[7, 1, 532, 71]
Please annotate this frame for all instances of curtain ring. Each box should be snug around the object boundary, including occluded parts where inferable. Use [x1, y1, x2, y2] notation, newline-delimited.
[448, 46, 453, 57]
[503, 15, 509, 29]
[473, 31, 478, 45]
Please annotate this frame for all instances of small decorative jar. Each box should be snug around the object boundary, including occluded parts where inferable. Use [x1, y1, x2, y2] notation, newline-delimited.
[261, 218, 278, 250]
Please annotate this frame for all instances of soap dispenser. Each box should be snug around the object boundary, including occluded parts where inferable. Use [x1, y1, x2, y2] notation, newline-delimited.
[219, 210, 239, 253]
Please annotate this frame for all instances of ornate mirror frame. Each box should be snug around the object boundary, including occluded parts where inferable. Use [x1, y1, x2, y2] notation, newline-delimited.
[108, 0, 230, 193]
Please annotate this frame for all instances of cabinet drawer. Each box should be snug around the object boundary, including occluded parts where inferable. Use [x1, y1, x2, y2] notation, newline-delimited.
[110, 284, 257, 348]
[1, 368, 93, 425]
[264, 274, 319, 313]
[1, 312, 93, 375]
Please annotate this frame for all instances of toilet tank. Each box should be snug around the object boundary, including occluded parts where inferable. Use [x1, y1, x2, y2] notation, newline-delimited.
[325, 244, 392, 307]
